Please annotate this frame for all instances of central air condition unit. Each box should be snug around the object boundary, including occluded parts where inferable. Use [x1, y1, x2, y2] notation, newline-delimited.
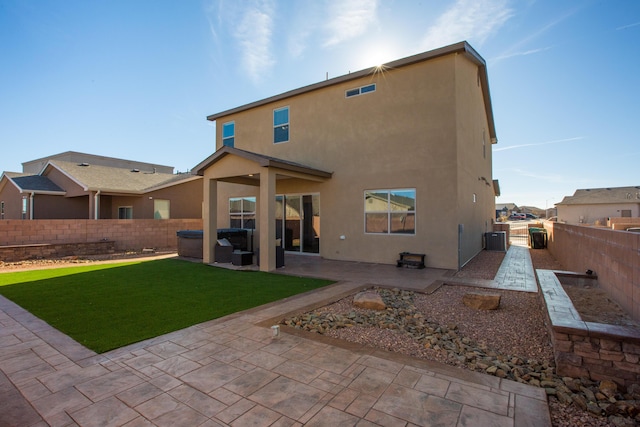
[485, 231, 507, 252]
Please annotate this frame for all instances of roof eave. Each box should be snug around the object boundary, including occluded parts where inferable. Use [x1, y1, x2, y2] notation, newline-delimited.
[205, 41, 497, 142]
[194, 146, 332, 179]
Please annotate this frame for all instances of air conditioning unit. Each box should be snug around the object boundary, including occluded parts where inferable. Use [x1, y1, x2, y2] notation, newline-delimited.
[485, 231, 506, 252]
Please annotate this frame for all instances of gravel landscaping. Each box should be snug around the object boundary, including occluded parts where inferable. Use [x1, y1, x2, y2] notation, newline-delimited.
[284, 249, 639, 427]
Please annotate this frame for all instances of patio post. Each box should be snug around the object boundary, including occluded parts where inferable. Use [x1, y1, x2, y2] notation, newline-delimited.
[259, 169, 276, 271]
[203, 178, 218, 264]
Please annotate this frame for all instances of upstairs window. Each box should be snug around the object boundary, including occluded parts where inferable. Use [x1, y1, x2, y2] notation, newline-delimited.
[222, 122, 235, 147]
[364, 189, 416, 234]
[346, 83, 376, 98]
[273, 107, 289, 143]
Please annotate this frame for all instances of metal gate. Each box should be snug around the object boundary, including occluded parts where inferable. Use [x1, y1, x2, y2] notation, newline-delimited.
[509, 222, 529, 247]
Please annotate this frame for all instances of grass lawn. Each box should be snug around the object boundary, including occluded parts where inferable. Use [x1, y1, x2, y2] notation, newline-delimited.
[0, 258, 333, 353]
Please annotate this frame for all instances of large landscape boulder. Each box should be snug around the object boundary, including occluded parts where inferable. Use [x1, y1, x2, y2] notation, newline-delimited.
[463, 292, 501, 310]
[353, 291, 386, 310]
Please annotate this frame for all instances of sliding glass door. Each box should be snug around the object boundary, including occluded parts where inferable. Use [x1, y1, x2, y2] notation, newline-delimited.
[275, 194, 319, 254]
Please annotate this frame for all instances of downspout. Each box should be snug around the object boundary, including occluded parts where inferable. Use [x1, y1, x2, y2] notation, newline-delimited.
[94, 190, 101, 220]
[29, 192, 35, 220]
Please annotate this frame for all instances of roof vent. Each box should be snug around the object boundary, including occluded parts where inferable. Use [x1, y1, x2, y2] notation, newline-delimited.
[131, 169, 140, 173]
[78, 162, 90, 167]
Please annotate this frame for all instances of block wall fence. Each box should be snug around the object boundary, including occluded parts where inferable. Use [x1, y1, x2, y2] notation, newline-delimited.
[544, 221, 640, 321]
[0, 219, 203, 254]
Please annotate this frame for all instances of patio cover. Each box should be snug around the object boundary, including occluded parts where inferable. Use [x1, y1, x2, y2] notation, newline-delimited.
[194, 146, 332, 271]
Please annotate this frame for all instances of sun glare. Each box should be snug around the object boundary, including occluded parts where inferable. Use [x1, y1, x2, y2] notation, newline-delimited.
[356, 45, 397, 71]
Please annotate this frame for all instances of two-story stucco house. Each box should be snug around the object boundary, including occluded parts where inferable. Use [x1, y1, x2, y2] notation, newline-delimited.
[194, 41, 499, 272]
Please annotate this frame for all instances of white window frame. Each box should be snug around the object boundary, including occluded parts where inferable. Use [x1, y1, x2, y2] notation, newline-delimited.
[118, 206, 133, 219]
[154, 199, 170, 219]
[273, 106, 289, 144]
[364, 188, 416, 235]
[222, 121, 235, 147]
[346, 83, 376, 98]
[229, 197, 256, 229]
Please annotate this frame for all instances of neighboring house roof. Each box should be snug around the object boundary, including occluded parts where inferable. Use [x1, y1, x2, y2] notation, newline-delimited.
[557, 186, 640, 205]
[206, 41, 498, 144]
[194, 146, 333, 179]
[23, 151, 174, 175]
[0, 172, 66, 195]
[495, 203, 518, 211]
[43, 160, 198, 195]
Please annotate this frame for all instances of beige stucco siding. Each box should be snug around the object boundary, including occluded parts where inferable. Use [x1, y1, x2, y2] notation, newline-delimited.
[208, 51, 494, 269]
[454, 54, 496, 265]
[0, 181, 24, 219]
[109, 178, 202, 219]
[557, 203, 640, 225]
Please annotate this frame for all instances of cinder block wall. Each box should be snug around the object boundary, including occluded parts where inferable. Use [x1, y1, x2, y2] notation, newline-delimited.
[0, 219, 203, 251]
[545, 222, 640, 321]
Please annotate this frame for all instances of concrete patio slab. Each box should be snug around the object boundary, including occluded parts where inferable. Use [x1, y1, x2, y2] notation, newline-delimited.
[0, 244, 550, 426]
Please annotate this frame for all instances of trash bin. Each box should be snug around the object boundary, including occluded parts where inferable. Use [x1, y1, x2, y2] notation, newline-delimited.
[529, 228, 547, 249]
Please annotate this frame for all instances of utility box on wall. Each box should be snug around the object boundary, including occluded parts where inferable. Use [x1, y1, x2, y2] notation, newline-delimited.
[485, 231, 507, 252]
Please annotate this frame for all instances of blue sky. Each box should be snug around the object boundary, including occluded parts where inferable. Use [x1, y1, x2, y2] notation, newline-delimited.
[1, 0, 639, 211]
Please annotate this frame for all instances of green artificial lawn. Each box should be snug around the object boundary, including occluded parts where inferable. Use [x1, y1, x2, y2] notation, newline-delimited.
[0, 259, 332, 353]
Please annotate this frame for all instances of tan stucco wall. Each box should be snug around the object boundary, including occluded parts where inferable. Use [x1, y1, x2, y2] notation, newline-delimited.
[207, 53, 495, 269]
[0, 180, 24, 219]
[557, 203, 640, 225]
[454, 54, 496, 266]
[109, 178, 203, 219]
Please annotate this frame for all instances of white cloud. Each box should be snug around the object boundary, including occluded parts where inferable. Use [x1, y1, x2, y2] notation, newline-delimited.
[233, 0, 275, 83]
[616, 21, 640, 31]
[421, 0, 513, 50]
[493, 136, 584, 152]
[323, 0, 378, 48]
[491, 46, 552, 61]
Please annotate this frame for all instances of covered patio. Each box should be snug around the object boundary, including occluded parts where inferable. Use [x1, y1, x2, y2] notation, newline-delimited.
[195, 146, 332, 272]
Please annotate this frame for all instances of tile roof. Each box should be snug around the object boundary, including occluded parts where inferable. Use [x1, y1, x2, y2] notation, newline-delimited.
[557, 186, 640, 205]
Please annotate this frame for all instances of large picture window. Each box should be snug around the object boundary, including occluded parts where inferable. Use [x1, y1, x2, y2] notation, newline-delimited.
[364, 189, 415, 234]
[154, 199, 170, 219]
[273, 107, 289, 143]
[229, 197, 256, 229]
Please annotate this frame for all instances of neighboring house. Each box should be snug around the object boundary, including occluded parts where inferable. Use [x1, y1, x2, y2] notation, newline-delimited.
[495, 203, 518, 218]
[194, 41, 499, 271]
[0, 152, 202, 220]
[556, 186, 640, 225]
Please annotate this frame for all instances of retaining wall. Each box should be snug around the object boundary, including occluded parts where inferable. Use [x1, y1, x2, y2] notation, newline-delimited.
[0, 241, 116, 262]
[0, 219, 203, 257]
[537, 269, 640, 388]
[544, 221, 640, 321]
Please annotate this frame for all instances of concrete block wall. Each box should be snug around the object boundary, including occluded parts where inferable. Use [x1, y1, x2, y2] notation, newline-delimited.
[0, 219, 203, 252]
[544, 222, 640, 321]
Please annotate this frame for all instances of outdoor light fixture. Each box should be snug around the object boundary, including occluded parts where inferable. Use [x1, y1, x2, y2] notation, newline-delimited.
[271, 325, 280, 338]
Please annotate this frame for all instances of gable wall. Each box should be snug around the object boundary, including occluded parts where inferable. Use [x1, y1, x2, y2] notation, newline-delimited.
[0, 179, 24, 219]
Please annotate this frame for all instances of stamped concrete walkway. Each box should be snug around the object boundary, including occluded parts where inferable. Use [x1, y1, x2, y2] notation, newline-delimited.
[0, 245, 550, 427]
